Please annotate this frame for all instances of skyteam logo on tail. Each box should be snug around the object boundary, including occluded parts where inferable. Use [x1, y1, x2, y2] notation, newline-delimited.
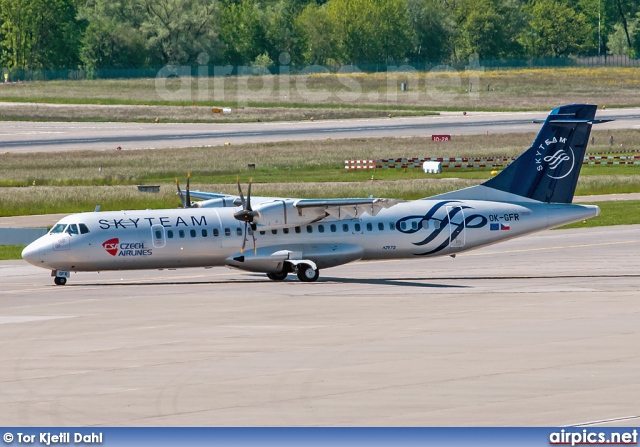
[535, 136, 576, 180]
[544, 147, 576, 179]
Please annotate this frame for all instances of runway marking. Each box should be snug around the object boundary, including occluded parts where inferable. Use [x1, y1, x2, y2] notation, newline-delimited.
[460, 239, 639, 257]
[566, 415, 640, 427]
[0, 315, 75, 325]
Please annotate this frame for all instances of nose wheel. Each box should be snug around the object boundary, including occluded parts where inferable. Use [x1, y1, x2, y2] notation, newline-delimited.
[52, 270, 70, 286]
[54, 277, 67, 286]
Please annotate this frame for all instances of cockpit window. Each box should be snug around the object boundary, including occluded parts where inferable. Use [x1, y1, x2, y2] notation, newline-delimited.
[50, 224, 67, 234]
[78, 223, 90, 234]
[66, 224, 79, 235]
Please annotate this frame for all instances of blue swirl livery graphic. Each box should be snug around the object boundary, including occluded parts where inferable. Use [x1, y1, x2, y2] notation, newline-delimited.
[396, 200, 488, 256]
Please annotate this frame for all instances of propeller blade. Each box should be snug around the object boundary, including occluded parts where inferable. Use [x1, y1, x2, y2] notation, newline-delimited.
[251, 227, 257, 256]
[247, 178, 253, 211]
[236, 176, 246, 209]
[185, 172, 191, 208]
[240, 221, 248, 254]
[176, 178, 186, 208]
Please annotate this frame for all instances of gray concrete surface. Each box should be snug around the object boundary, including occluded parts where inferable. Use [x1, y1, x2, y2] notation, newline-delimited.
[0, 228, 47, 245]
[0, 214, 66, 230]
[1, 108, 639, 153]
[0, 225, 638, 426]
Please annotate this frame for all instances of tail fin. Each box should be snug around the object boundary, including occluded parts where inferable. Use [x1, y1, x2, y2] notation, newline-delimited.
[483, 104, 600, 203]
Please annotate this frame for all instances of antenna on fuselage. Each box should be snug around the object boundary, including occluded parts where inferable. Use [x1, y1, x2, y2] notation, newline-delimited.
[94, 205, 100, 212]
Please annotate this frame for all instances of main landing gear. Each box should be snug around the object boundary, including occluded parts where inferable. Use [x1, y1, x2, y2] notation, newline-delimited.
[297, 264, 319, 282]
[267, 272, 288, 281]
[266, 264, 320, 282]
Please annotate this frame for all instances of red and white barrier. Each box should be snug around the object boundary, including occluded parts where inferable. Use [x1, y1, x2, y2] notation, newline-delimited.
[345, 152, 640, 170]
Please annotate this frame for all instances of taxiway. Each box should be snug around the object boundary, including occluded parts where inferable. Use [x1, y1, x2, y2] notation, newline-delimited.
[1, 108, 639, 153]
[0, 225, 638, 426]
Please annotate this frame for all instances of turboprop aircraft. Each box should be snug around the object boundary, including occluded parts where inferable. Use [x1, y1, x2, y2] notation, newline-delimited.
[23, 104, 608, 285]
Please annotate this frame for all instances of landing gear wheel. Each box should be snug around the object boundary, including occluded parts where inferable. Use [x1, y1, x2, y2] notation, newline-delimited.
[267, 272, 288, 281]
[297, 265, 319, 282]
[54, 277, 67, 286]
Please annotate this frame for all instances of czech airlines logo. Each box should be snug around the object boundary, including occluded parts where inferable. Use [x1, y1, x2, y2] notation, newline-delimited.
[102, 238, 119, 256]
[102, 238, 152, 257]
[543, 147, 576, 180]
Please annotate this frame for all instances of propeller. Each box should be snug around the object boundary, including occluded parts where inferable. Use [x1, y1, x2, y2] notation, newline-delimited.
[175, 172, 192, 208]
[233, 177, 260, 254]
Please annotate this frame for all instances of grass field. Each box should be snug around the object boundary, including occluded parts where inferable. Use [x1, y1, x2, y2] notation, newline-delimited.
[0, 245, 25, 260]
[561, 200, 640, 229]
[0, 129, 638, 216]
[1, 129, 638, 187]
[0, 67, 639, 122]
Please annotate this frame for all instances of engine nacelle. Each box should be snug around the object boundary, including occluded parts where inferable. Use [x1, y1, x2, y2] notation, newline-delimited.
[192, 197, 242, 208]
[253, 200, 326, 230]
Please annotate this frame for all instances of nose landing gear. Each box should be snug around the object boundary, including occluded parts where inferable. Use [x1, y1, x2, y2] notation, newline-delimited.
[51, 270, 70, 286]
[54, 277, 67, 286]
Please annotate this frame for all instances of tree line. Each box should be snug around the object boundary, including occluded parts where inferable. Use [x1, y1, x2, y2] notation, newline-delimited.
[0, 0, 639, 71]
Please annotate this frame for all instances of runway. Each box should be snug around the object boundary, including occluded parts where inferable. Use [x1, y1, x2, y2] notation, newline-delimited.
[1, 107, 639, 153]
[1, 225, 639, 426]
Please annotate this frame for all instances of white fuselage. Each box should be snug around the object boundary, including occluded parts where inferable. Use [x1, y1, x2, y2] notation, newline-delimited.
[22, 198, 599, 274]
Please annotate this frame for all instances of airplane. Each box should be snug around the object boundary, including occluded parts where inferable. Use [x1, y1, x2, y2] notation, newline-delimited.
[22, 104, 609, 285]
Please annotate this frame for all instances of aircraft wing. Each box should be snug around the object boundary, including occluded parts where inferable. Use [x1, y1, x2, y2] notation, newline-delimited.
[184, 190, 231, 200]
[293, 198, 402, 218]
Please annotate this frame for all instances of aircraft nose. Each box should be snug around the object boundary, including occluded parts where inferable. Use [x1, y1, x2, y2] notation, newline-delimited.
[22, 241, 45, 266]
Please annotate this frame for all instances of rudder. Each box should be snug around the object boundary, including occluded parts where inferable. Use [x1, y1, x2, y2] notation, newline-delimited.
[483, 104, 599, 203]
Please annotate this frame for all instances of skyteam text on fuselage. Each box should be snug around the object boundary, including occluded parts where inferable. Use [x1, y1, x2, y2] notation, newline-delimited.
[22, 104, 607, 285]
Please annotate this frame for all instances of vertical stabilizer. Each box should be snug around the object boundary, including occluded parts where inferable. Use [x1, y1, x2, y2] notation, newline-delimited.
[483, 104, 598, 203]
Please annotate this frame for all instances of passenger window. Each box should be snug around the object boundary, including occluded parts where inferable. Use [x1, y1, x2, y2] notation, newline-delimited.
[202, 229, 208, 237]
[389, 222, 395, 230]
[236, 228, 242, 236]
[190, 229, 196, 238]
[400, 222, 407, 230]
[330, 224, 337, 233]
[213, 228, 219, 237]
[50, 224, 67, 234]
[283, 228, 289, 234]
[306, 225, 313, 233]
[354, 223, 361, 232]
[342, 224, 349, 232]
[66, 224, 79, 235]
[422, 221, 429, 229]
[412, 221, 418, 230]
[378, 222, 384, 231]
[318, 225, 325, 233]
[155, 230, 162, 239]
[225, 228, 231, 236]
[295, 226, 301, 234]
[79, 224, 90, 234]
[168, 230, 174, 239]
[271, 229, 278, 235]
[366, 223, 372, 231]
[179, 230, 185, 238]
[433, 220, 440, 230]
